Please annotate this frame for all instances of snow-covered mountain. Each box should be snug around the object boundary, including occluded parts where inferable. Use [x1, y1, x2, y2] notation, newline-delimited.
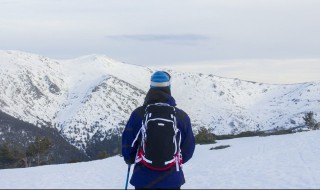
[1, 130, 320, 189]
[0, 50, 319, 153]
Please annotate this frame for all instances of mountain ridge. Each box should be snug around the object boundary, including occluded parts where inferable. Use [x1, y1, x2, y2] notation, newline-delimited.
[0, 50, 319, 156]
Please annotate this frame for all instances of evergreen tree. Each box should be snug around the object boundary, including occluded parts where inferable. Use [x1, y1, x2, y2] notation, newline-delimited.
[303, 112, 317, 129]
[26, 136, 52, 166]
[0, 144, 14, 168]
[97, 150, 108, 159]
[195, 127, 216, 144]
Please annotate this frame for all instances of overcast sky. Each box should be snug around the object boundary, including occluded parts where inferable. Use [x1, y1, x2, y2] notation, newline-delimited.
[0, 0, 319, 84]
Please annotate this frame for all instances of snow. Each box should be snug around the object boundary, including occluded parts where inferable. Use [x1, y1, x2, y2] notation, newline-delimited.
[1, 50, 320, 150]
[1, 130, 320, 189]
[185, 130, 320, 189]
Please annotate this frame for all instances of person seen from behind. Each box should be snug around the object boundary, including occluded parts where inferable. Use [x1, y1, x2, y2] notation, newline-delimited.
[122, 71, 195, 189]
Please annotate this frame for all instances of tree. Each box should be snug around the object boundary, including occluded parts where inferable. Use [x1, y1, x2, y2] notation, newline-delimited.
[195, 127, 216, 144]
[303, 112, 317, 129]
[0, 144, 14, 168]
[97, 151, 109, 159]
[26, 136, 52, 166]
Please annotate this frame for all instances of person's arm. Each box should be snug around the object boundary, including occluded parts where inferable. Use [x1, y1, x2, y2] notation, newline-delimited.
[178, 111, 195, 164]
[122, 111, 141, 164]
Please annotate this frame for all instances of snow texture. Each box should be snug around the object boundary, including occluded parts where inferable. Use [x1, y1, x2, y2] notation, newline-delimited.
[0, 50, 320, 150]
[0, 130, 319, 189]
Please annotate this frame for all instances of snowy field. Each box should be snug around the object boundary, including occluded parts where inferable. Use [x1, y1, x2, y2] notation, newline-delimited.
[1, 130, 320, 189]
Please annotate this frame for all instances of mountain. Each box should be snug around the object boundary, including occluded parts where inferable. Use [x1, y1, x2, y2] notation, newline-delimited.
[1, 130, 320, 189]
[0, 110, 89, 166]
[0, 50, 319, 158]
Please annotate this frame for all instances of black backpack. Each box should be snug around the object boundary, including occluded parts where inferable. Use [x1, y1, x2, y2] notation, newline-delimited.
[131, 103, 182, 171]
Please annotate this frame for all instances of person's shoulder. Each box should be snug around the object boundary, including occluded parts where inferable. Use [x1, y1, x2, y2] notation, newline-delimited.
[127, 106, 144, 123]
[175, 107, 191, 129]
[175, 107, 190, 120]
[132, 106, 145, 117]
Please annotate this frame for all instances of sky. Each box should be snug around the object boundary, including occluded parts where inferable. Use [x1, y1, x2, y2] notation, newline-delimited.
[0, 0, 319, 84]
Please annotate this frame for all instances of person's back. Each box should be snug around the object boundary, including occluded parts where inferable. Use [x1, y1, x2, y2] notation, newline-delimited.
[122, 71, 195, 189]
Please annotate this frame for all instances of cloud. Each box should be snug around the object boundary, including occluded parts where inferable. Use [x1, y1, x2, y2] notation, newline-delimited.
[160, 59, 320, 84]
[1, 0, 320, 74]
[107, 34, 209, 43]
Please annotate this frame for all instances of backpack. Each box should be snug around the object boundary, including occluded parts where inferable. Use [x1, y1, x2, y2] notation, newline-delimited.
[131, 103, 182, 171]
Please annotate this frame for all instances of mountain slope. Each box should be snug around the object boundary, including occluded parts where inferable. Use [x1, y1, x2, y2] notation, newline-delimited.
[0, 130, 319, 189]
[172, 72, 320, 134]
[0, 111, 89, 166]
[0, 50, 319, 154]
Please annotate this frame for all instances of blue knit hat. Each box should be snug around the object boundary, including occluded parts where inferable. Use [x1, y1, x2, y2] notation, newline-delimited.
[150, 71, 171, 88]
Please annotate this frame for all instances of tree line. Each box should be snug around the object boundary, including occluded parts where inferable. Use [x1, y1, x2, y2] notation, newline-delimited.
[0, 136, 52, 169]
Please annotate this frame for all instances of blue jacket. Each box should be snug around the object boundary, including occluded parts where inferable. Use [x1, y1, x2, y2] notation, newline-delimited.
[122, 87, 195, 188]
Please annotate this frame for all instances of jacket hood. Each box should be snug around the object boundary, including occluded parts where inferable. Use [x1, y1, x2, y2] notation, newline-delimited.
[143, 87, 176, 106]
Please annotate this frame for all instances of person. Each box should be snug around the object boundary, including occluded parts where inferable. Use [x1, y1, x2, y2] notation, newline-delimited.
[122, 71, 195, 189]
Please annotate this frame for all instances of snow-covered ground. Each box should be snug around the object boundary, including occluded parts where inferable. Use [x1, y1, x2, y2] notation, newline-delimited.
[1, 130, 319, 189]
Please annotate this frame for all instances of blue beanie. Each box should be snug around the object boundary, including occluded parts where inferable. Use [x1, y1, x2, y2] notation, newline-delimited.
[150, 71, 171, 88]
